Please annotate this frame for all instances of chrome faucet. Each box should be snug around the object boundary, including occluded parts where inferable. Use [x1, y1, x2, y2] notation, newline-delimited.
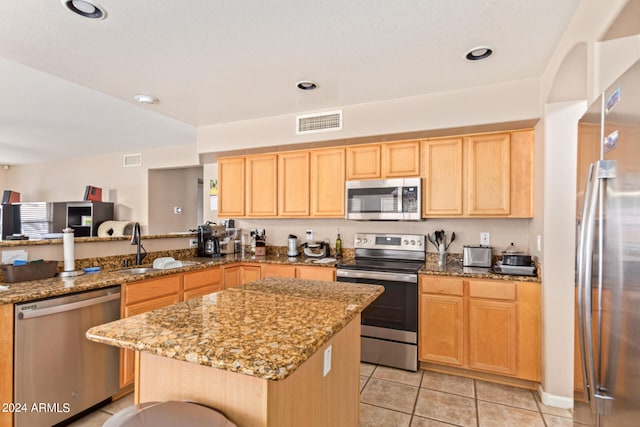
[130, 222, 147, 266]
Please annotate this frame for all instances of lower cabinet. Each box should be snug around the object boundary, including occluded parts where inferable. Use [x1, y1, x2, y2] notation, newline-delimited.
[183, 267, 224, 300]
[223, 264, 262, 288]
[419, 276, 540, 382]
[263, 264, 336, 281]
[121, 275, 182, 387]
[121, 267, 223, 387]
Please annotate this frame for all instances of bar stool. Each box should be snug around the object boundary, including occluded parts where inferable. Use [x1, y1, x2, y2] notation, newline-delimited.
[103, 401, 237, 427]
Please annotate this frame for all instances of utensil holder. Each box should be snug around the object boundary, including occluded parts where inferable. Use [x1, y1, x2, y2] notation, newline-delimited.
[438, 251, 447, 268]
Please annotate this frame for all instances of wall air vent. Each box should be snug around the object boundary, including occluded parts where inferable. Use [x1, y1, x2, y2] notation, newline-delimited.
[296, 110, 343, 135]
[123, 153, 142, 167]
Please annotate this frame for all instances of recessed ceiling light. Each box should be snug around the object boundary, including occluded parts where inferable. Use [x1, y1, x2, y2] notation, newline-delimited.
[296, 81, 318, 91]
[465, 46, 493, 61]
[134, 94, 159, 105]
[61, 0, 107, 20]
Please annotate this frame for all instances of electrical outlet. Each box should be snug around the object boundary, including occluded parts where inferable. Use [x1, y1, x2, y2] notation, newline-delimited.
[323, 345, 332, 377]
[189, 238, 198, 248]
[480, 232, 491, 246]
[306, 229, 313, 240]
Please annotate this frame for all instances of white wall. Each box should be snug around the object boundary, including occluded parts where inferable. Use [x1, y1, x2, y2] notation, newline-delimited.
[149, 166, 203, 234]
[5, 143, 200, 233]
[197, 79, 540, 154]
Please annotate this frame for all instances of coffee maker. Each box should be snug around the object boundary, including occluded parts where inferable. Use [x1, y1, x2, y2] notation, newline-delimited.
[197, 223, 222, 257]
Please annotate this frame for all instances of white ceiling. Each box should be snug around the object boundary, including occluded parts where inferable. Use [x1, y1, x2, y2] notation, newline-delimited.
[0, 0, 581, 165]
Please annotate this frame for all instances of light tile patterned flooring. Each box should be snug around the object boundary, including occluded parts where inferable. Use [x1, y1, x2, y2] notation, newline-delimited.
[69, 363, 576, 426]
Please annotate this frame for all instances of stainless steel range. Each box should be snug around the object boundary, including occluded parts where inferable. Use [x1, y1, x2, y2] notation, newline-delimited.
[336, 232, 425, 371]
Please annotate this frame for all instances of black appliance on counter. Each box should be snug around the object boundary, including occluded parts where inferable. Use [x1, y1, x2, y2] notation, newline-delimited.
[336, 232, 425, 371]
[197, 223, 222, 257]
[0, 204, 21, 240]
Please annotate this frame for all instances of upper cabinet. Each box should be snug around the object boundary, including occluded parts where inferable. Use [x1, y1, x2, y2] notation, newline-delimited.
[383, 141, 421, 177]
[421, 138, 464, 216]
[218, 157, 245, 217]
[466, 133, 511, 216]
[310, 148, 345, 217]
[246, 154, 278, 217]
[346, 144, 381, 179]
[216, 128, 533, 219]
[278, 151, 310, 217]
[421, 130, 533, 218]
[346, 141, 420, 180]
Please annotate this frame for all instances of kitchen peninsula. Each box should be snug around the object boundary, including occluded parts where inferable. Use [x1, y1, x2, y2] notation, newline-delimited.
[87, 277, 383, 427]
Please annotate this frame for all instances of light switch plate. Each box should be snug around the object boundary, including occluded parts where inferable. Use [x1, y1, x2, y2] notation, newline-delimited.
[323, 345, 332, 377]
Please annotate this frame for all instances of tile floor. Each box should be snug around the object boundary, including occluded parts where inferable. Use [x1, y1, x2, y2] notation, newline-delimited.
[68, 364, 578, 426]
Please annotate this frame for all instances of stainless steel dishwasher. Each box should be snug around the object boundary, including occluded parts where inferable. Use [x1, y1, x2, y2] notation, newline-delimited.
[14, 286, 121, 427]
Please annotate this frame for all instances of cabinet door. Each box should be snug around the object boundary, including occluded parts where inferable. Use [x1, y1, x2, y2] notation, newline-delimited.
[246, 154, 278, 217]
[468, 299, 517, 375]
[121, 293, 180, 387]
[263, 264, 296, 278]
[346, 145, 381, 179]
[419, 293, 464, 366]
[295, 266, 335, 281]
[278, 151, 310, 217]
[466, 133, 511, 215]
[223, 265, 241, 289]
[422, 138, 463, 216]
[218, 157, 245, 217]
[241, 265, 262, 284]
[510, 130, 533, 218]
[383, 141, 420, 177]
[183, 268, 223, 300]
[310, 148, 345, 217]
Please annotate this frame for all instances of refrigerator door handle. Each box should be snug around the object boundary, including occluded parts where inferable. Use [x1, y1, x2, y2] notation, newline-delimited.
[578, 161, 600, 414]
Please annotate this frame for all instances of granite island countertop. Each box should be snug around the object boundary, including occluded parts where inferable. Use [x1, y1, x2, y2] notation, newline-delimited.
[86, 277, 383, 381]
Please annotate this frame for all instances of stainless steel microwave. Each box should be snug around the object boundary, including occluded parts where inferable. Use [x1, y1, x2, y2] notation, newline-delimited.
[345, 178, 421, 220]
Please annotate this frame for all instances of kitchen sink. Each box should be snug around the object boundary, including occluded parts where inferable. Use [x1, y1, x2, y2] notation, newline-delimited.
[115, 267, 158, 275]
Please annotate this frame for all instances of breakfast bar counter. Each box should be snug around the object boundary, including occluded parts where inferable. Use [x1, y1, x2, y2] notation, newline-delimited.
[87, 277, 383, 426]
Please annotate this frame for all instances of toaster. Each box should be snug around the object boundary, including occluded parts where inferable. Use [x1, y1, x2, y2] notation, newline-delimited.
[463, 246, 492, 267]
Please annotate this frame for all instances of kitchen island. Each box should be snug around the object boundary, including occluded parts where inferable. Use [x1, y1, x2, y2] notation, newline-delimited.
[87, 277, 383, 427]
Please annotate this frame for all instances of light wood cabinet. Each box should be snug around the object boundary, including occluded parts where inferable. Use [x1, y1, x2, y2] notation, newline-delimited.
[466, 133, 511, 216]
[383, 141, 421, 177]
[295, 265, 336, 281]
[217, 157, 245, 217]
[419, 276, 540, 382]
[223, 264, 262, 288]
[278, 151, 310, 217]
[310, 148, 345, 217]
[421, 138, 464, 216]
[183, 267, 223, 300]
[346, 144, 381, 179]
[465, 279, 519, 377]
[246, 154, 278, 217]
[262, 264, 336, 281]
[121, 275, 182, 387]
[419, 277, 465, 366]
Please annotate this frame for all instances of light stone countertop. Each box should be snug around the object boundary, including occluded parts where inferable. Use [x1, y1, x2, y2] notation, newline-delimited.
[86, 277, 384, 381]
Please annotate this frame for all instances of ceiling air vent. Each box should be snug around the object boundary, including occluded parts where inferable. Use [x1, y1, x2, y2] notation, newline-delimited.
[123, 153, 142, 167]
[296, 110, 343, 135]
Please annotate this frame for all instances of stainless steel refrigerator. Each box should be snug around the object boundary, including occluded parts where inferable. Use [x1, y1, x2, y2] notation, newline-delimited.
[575, 58, 640, 426]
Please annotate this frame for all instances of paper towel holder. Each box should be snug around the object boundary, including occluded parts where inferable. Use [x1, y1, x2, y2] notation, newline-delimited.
[57, 228, 85, 277]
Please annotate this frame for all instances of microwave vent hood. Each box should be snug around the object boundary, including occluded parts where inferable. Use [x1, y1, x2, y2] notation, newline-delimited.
[345, 178, 422, 221]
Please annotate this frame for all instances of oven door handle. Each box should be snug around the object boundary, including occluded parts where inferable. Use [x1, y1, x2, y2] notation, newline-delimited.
[336, 269, 417, 283]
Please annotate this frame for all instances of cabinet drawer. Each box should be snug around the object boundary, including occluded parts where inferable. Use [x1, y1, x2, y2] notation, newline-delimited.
[420, 277, 463, 296]
[183, 268, 222, 291]
[469, 280, 516, 300]
[125, 275, 181, 305]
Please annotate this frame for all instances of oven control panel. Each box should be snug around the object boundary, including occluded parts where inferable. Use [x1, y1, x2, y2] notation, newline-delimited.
[354, 233, 425, 251]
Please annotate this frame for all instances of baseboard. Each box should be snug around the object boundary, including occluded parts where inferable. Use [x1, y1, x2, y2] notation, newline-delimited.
[538, 384, 573, 409]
